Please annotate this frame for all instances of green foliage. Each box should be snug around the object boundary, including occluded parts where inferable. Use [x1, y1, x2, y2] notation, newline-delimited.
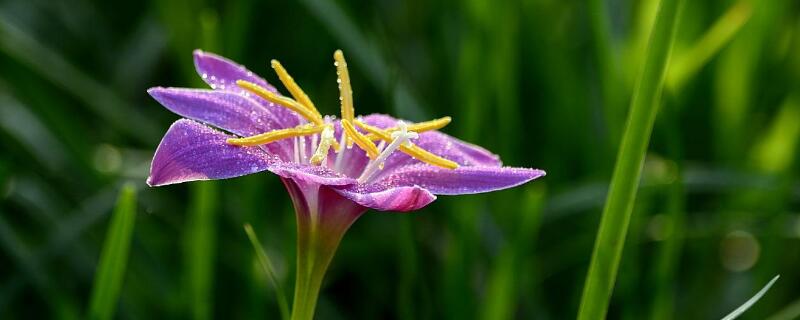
[0, 0, 799, 319]
[87, 183, 137, 320]
[185, 182, 218, 320]
[244, 223, 290, 320]
[578, 0, 683, 319]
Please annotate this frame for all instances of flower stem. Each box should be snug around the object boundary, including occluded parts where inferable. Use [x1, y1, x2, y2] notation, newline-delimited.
[577, 0, 683, 319]
[282, 179, 366, 320]
[290, 223, 338, 320]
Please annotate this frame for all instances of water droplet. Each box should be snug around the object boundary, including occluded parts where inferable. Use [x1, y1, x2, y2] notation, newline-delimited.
[202, 73, 209, 79]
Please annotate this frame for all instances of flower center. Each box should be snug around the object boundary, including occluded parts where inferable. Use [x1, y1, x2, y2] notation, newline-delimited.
[226, 50, 459, 182]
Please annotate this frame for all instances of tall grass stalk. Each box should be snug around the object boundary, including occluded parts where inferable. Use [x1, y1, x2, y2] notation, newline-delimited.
[244, 224, 290, 320]
[577, 0, 683, 319]
[87, 183, 137, 320]
[667, 0, 752, 91]
[184, 182, 218, 320]
[649, 102, 686, 320]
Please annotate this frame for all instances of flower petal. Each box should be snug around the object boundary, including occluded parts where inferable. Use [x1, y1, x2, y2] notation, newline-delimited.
[335, 185, 436, 212]
[193, 49, 275, 92]
[193, 49, 301, 127]
[147, 119, 277, 186]
[268, 161, 356, 186]
[362, 165, 545, 195]
[148, 87, 292, 158]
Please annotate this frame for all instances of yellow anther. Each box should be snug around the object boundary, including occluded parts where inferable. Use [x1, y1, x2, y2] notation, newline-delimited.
[365, 116, 452, 141]
[341, 119, 380, 160]
[237, 80, 324, 125]
[227, 124, 324, 147]
[334, 50, 355, 148]
[354, 120, 459, 169]
[334, 50, 354, 122]
[310, 125, 336, 165]
[270, 59, 323, 120]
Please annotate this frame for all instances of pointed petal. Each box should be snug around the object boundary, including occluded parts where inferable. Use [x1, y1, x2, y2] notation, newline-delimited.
[148, 87, 292, 158]
[335, 185, 436, 212]
[364, 165, 545, 195]
[147, 119, 277, 186]
[193, 49, 275, 92]
[193, 50, 301, 127]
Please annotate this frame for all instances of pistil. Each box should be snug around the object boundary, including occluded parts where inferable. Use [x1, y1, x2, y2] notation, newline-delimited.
[358, 121, 418, 184]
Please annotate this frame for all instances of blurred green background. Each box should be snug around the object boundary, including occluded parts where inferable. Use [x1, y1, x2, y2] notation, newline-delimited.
[1, 0, 799, 319]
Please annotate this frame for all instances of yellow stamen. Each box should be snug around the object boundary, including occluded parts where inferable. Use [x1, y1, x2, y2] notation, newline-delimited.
[334, 50, 355, 147]
[270, 60, 323, 120]
[227, 124, 324, 147]
[341, 119, 379, 159]
[237, 80, 324, 125]
[354, 120, 459, 169]
[334, 50, 355, 122]
[365, 116, 452, 141]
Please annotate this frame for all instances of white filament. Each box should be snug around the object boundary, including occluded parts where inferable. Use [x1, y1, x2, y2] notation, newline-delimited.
[333, 130, 347, 172]
[299, 134, 307, 163]
[357, 121, 418, 184]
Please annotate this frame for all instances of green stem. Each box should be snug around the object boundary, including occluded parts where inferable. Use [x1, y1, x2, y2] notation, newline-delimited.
[577, 0, 683, 319]
[282, 179, 365, 320]
[290, 224, 338, 320]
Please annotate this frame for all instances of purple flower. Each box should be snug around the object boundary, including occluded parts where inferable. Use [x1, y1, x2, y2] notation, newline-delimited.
[147, 49, 544, 318]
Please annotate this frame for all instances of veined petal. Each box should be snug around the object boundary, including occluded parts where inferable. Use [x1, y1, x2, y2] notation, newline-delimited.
[193, 49, 301, 127]
[360, 165, 545, 195]
[335, 185, 436, 212]
[147, 87, 292, 159]
[268, 161, 356, 186]
[147, 119, 277, 186]
[193, 49, 275, 92]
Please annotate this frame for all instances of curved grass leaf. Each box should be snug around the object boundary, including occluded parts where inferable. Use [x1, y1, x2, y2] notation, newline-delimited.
[577, 0, 684, 319]
[87, 183, 137, 320]
[244, 224, 290, 320]
[721, 275, 780, 320]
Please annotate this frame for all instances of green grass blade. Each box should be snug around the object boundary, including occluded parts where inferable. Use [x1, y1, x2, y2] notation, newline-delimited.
[244, 223, 290, 320]
[721, 275, 780, 320]
[588, 0, 625, 146]
[667, 0, 752, 90]
[184, 182, 218, 320]
[649, 105, 686, 320]
[87, 183, 137, 320]
[577, 0, 683, 319]
[480, 187, 545, 320]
